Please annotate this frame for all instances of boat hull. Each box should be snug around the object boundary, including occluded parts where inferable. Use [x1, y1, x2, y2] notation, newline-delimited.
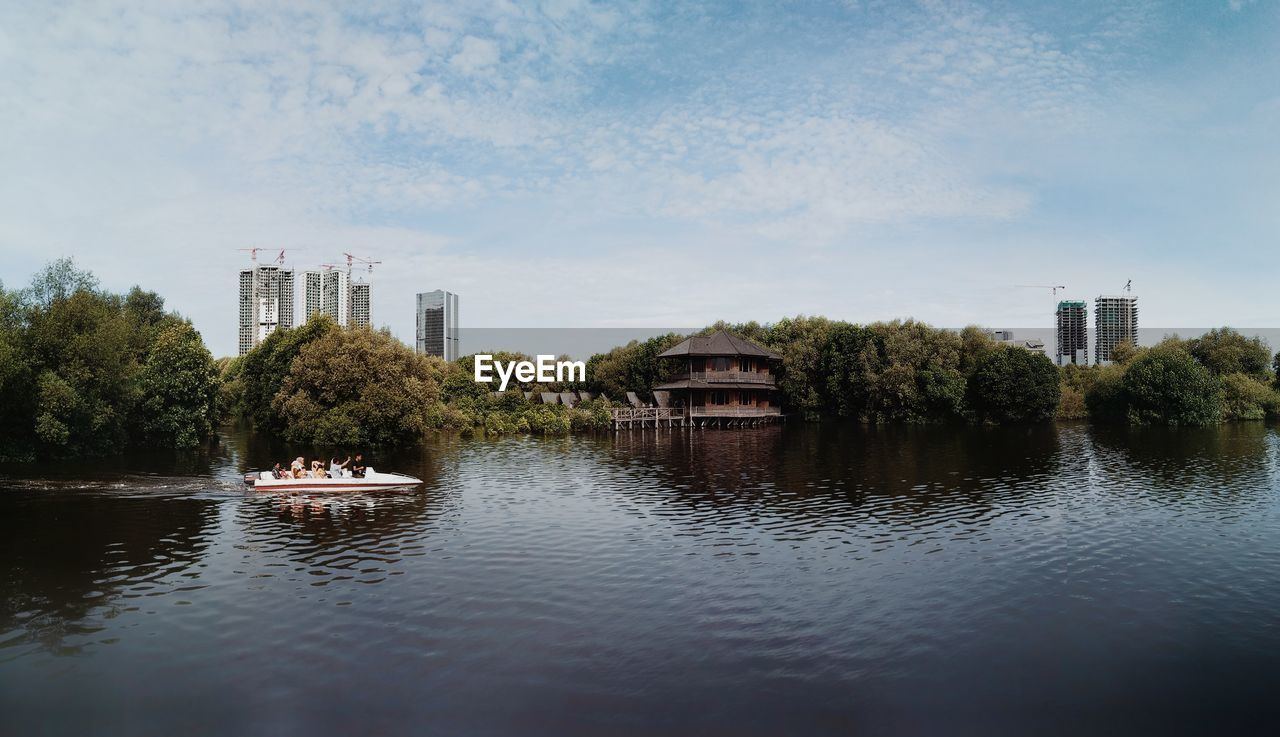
[244, 468, 422, 493]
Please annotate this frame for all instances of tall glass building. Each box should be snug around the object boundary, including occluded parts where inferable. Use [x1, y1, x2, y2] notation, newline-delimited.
[416, 290, 459, 360]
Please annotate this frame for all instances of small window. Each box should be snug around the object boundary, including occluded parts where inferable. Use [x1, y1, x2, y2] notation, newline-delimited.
[714, 357, 728, 372]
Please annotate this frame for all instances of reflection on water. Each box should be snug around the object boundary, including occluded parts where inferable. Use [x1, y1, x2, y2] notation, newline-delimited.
[0, 490, 216, 657]
[2, 424, 1280, 736]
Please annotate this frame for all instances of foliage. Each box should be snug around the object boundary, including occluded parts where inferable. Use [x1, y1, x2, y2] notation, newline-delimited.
[134, 322, 221, 448]
[854, 320, 967, 423]
[967, 346, 1061, 423]
[0, 260, 220, 459]
[1186, 328, 1271, 377]
[272, 328, 446, 446]
[585, 333, 685, 402]
[1120, 341, 1222, 426]
[1220, 372, 1280, 421]
[233, 315, 336, 429]
[1109, 341, 1140, 366]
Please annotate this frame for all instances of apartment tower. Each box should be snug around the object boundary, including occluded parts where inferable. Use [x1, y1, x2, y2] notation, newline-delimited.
[304, 270, 370, 327]
[1094, 294, 1138, 364]
[416, 290, 459, 360]
[1055, 300, 1088, 366]
[350, 281, 371, 328]
[238, 265, 295, 355]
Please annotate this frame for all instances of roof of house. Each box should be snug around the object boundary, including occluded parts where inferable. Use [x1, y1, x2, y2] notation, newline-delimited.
[657, 330, 781, 359]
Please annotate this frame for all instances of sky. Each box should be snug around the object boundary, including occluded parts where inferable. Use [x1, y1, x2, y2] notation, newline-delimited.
[1, 0, 1278, 357]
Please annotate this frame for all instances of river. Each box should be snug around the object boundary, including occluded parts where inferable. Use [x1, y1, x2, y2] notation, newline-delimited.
[2, 423, 1279, 736]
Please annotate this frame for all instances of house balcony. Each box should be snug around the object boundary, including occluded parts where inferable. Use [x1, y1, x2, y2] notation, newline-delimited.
[676, 371, 773, 384]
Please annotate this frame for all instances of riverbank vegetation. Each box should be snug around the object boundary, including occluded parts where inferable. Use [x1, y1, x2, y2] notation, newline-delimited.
[223, 320, 612, 444]
[229, 316, 1278, 442]
[580, 318, 1280, 428]
[7, 259, 1278, 459]
[0, 260, 219, 460]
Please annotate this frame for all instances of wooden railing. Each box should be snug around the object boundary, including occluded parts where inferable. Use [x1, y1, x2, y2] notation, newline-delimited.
[609, 407, 686, 422]
[689, 406, 781, 417]
[679, 371, 773, 384]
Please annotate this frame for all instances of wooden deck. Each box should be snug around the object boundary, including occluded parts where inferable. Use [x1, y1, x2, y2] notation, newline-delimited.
[609, 406, 782, 429]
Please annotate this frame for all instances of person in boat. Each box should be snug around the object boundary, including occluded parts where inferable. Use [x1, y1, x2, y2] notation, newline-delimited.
[329, 455, 351, 478]
[271, 462, 284, 479]
[310, 460, 327, 479]
[350, 453, 366, 478]
[290, 457, 306, 479]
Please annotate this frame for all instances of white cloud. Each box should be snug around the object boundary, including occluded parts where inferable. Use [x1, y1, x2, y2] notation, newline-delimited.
[449, 36, 500, 73]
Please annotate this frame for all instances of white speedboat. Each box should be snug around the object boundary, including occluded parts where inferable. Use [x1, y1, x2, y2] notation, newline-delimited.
[243, 467, 422, 493]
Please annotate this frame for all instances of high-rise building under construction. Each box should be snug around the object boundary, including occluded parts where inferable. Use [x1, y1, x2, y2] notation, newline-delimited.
[1055, 300, 1088, 366]
[304, 269, 349, 325]
[350, 281, 371, 328]
[303, 270, 370, 327]
[238, 265, 295, 355]
[1094, 294, 1138, 364]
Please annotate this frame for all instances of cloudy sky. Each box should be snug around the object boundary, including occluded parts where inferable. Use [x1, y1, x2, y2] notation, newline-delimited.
[2, 0, 1277, 356]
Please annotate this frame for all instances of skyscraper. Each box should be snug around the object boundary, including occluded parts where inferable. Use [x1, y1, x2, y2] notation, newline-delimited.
[1094, 294, 1138, 364]
[416, 290, 459, 360]
[303, 269, 364, 327]
[1055, 300, 1088, 366]
[350, 281, 371, 328]
[238, 265, 295, 355]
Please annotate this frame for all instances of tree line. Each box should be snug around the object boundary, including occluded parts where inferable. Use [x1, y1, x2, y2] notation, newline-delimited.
[5, 260, 1279, 460]
[585, 318, 1280, 426]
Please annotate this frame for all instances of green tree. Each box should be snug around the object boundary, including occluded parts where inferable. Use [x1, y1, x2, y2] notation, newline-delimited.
[134, 322, 221, 447]
[25, 288, 137, 456]
[1109, 341, 1140, 366]
[820, 321, 871, 418]
[585, 333, 684, 402]
[1083, 364, 1128, 422]
[1122, 341, 1222, 426]
[759, 316, 832, 418]
[967, 346, 1061, 423]
[857, 320, 966, 423]
[1220, 372, 1280, 421]
[235, 315, 337, 429]
[272, 327, 446, 446]
[1187, 328, 1271, 376]
[0, 282, 35, 459]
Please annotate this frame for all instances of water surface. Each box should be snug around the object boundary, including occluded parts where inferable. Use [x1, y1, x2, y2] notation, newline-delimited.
[3, 423, 1279, 736]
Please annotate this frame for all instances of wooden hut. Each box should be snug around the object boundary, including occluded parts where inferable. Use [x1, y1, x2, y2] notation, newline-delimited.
[652, 330, 782, 426]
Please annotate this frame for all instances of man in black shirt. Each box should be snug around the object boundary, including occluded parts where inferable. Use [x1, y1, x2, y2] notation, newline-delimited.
[351, 453, 366, 478]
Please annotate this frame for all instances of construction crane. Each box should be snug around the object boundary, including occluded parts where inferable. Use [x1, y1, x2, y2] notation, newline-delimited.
[1015, 284, 1067, 296]
[237, 247, 297, 265]
[342, 252, 382, 277]
[1123, 279, 1132, 294]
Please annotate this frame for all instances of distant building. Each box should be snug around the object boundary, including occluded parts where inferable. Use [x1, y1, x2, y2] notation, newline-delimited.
[238, 265, 294, 355]
[304, 270, 371, 328]
[1095, 295, 1138, 364]
[303, 269, 350, 326]
[1055, 301, 1088, 366]
[988, 330, 1049, 358]
[350, 281, 371, 328]
[416, 290, 459, 360]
